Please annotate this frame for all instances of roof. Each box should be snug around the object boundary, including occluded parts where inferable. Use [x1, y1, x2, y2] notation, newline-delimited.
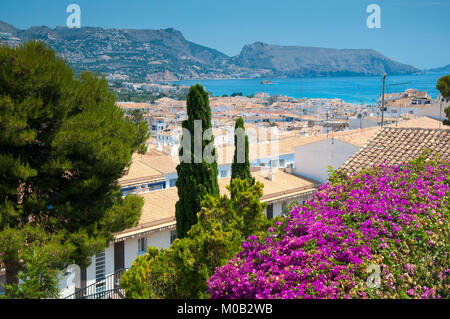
[118, 154, 165, 186]
[218, 169, 319, 202]
[215, 127, 381, 165]
[389, 116, 449, 130]
[119, 151, 179, 186]
[114, 169, 320, 239]
[120, 117, 448, 182]
[137, 152, 179, 175]
[340, 128, 450, 174]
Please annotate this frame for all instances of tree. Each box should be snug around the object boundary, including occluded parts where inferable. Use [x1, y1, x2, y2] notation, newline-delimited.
[0, 42, 145, 288]
[175, 84, 219, 238]
[436, 75, 450, 125]
[2, 243, 61, 299]
[231, 118, 254, 193]
[126, 109, 150, 154]
[121, 178, 270, 299]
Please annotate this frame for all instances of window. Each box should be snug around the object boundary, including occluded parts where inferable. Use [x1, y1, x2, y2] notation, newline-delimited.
[169, 178, 177, 188]
[267, 204, 273, 220]
[138, 237, 147, 253]
[170, 230, 177, 245]
[95, 251, 106, 283]
[281, 201, 287, 213]
[220, 170, 227, 178]
[148, 183, 164, 191]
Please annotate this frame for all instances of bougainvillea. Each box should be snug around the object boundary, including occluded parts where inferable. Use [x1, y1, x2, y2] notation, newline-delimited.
[208, 156, 450, 299]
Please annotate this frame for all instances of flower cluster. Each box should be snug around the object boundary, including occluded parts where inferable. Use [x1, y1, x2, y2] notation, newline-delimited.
[208, 159, 450, 299]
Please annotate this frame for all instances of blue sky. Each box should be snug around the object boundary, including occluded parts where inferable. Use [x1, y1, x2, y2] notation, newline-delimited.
[0, 0, 449, 69]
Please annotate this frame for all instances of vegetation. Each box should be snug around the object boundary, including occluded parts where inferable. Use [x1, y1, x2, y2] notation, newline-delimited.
[2, 245, 61, 299]
[436, 75, 450, 125]
[0, 41, 146, 292]
[125, 109, 151, 154]
[175, 84, 219, 238]
[231, 118, 255, 192]
[209, 154, 449, 299]
[121, 178, 270, 299]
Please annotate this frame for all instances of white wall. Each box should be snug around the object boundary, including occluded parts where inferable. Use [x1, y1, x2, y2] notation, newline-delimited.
[79, 227, 174, 288]
[60, 188, 316, 296]
[264, 194, 311, 220]
[82, 245, 115, 290]
[349, 117, 377, 130]
[294, 138, 360, 183]
[417, 102, 448, 122]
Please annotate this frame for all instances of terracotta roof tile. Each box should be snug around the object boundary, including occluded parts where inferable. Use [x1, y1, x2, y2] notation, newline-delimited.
[340, 127, 450, 174]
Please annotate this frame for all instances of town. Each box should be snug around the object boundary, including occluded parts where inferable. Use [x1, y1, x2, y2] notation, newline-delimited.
[52, 86, 448, 298]
[0, 0, 449, 306]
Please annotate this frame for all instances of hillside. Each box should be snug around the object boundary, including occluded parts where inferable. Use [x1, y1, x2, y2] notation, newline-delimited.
[427, 64, 450, 73]
[234, 42, 420, 77]
[0, 21, 420, 81]
[0, 21, 242, 81]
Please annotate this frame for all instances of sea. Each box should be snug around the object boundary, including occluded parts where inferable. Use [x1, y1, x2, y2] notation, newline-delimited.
[175, 72, 448, 105]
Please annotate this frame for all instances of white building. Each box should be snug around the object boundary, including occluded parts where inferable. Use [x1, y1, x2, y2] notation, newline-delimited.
[61, 168, 320, 299]
[294, 137, 360, 183]
[417, 95, 449, 122]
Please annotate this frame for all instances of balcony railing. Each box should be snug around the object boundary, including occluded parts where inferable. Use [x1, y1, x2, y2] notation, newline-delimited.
[65, 268, 128, 299]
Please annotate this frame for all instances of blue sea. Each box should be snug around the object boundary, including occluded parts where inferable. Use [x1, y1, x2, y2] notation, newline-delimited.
[175, 73, 448, 105]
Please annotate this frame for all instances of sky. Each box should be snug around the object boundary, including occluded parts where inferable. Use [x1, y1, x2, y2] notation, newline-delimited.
[0, 0, 449, 69]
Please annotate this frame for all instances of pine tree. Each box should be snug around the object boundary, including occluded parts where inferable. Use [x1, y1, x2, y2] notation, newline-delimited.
[231, 117, 255, 191]
[175, 84, 219, 238]
[0, 42, 146, 287]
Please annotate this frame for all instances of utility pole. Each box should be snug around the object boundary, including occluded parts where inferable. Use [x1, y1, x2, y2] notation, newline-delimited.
[381, 73, 387, 127]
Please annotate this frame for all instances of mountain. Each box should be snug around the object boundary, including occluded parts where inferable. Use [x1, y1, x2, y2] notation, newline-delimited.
[0, 22, 242, 81]
[0, 22, 420, 81]
[233, 42, 419, 77]
[426, 64, 450, 73]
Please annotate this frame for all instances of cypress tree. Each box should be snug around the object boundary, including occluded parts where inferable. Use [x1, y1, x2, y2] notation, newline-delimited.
[231, 117, 255, 189]
[0, 42, 146, 287]
[175, 84, 219, 238]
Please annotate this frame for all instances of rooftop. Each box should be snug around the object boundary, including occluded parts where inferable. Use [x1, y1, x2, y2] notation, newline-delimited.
[115, 169, 320, 239]
[340, 127, 450, 174]
[118, 155, 164, 186]
[120, 117, 448, 183]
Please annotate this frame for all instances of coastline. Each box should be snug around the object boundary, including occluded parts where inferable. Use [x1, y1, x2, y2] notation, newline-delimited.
[173, 72, 447, 105]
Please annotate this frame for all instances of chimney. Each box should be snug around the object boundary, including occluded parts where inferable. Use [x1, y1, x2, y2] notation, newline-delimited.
[284, 163, 294, 175]
[267, 167, 275, 181]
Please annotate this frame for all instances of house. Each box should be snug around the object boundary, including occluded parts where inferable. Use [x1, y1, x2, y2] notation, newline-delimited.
[294, 138, 360, 184]
[417, 94, 449, 122]
[119, 151, 179, 195]
[295, 117, 449, 183]
[62, 168, 321, 299]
